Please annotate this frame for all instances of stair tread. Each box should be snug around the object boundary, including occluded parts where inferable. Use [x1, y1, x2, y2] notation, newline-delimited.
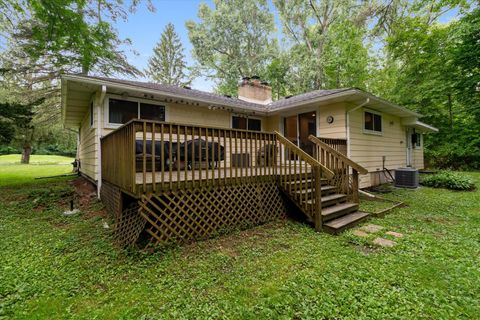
[324, 211, 369, 229]
[305, 193, 346, 205]
[322, 193, 346, 201]
[321, 202, 358, 216]
[287, 178, 328, 184]
[294, 185, 336, 194]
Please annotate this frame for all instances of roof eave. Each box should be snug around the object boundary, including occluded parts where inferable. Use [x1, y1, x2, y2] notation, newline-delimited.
[61, 74, 267, 115]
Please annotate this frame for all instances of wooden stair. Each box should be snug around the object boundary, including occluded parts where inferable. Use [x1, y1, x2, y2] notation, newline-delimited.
[282, 175, 369, 234]
[275, 131, 370, 235]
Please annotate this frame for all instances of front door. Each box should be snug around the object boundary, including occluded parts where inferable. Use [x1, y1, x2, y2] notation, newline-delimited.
[283, 112, 317, 156]
[406, 128, 413, 167]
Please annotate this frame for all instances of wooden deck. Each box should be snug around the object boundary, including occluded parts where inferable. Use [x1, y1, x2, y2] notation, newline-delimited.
[101, 120, 367, 247]
[135, 165, 311, 184]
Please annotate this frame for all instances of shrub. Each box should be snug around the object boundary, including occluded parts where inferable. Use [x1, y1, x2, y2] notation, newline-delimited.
[0, 145, 21, 155]
[421, 171, 476, 191]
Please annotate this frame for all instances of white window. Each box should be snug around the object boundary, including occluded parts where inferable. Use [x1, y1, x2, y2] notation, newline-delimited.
[232, 116, 262, 131]
[412, 132, 422, 148]
[108, 98, 165, 125]
[364, 110, 382, 133]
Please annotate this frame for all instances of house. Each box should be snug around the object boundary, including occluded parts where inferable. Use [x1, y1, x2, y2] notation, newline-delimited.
[61, 74, 437, 246]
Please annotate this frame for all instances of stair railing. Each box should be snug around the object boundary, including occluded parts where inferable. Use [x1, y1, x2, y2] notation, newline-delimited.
[308, 135, 368, 203]
[275, 132, 334, 231]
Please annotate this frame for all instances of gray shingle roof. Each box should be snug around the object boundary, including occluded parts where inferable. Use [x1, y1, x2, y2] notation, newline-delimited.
[67, 75, 353, 112]
[268, 88, 352, 110]
[83, 76, 265, 111]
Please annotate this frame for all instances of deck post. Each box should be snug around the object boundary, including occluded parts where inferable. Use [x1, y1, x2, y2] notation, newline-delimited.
[314, 166, 323, 232]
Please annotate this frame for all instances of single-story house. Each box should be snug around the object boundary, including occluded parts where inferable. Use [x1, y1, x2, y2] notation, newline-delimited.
[61, 74, 437, 245]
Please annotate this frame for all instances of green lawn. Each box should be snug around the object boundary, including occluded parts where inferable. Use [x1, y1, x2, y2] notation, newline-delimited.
[0, 154, 74, 187]
[0, 168, 479, 319]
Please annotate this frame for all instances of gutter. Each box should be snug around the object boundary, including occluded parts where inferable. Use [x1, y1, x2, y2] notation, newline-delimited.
[97, 85, 107, 198]
[346, 98, 370, 158]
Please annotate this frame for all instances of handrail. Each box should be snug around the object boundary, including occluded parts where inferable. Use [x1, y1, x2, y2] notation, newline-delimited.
[101, 120, 278, 195]
[274, 131, 324, 231]
[308, 135, 368, 174]
[275, 132, 334, 179]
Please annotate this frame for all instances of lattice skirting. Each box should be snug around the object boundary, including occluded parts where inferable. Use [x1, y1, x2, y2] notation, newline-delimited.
[100, 181, 123, 221]
[139, 181, 287, 245]
[113, 202, 146, 247]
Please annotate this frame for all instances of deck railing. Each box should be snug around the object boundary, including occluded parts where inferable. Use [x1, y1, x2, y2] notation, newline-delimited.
[101, 119, 278, 195]
[309, 135, 367, 203]
[317, 137, 347, 155]
[275, 132, 334, 231]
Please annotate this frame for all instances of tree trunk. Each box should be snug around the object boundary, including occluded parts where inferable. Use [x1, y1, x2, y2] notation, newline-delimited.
[21, 144, 32, 164]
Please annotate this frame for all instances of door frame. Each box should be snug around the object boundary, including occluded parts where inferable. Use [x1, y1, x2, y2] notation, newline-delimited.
[283, 111, 318, 152]
[406, 128, 413, 167]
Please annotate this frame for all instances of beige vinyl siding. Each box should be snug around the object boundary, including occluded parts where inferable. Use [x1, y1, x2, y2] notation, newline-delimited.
[78, 99, 98, 181]
[264, 115, 281, 132]
[319, 102, 347, 138]
[348, 107, 407, 188]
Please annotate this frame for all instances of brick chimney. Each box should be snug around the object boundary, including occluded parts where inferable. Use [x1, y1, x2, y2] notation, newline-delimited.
[238, 76, 272, 105]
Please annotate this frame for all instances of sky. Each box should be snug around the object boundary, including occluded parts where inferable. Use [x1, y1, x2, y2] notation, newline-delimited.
[115, 0, 461, 93]
[116, 0, 215, 92]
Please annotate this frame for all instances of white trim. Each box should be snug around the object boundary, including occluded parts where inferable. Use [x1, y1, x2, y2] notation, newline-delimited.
[104, 94, 169, 129]
[97, 85, 106, 198]
[363, 108, 383, 135]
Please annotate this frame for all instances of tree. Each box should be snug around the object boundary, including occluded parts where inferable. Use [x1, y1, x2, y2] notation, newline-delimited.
[273, 0, 371, 93]
[0, 0, 150, 162]
[146, 23, 190, 86]
[186, 0, 277, 96]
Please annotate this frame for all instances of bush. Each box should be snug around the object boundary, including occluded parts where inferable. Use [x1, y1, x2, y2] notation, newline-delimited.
[33, 144, 76, 157]
[0, 145, 21, 155]
[421, 171, 476, 191]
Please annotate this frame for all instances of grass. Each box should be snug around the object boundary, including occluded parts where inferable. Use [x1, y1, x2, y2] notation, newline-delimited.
[0, 154, 74, 187]
[0, 164, 479, 319]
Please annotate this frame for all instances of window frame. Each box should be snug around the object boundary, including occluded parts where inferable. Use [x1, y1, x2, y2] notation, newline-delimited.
[363, 109, 383, 135]
[104, 94, 168, 129]
[231, 115, 263, 131]
[412, 132, 422, 149]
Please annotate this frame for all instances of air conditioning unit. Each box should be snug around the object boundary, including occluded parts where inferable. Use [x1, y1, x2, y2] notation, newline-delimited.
[395, 167, 419, 188]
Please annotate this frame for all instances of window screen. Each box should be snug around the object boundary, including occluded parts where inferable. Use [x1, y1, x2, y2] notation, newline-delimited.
[364, 111, 382, 132]
[412, 133, 421, 148]
[232, 116, 247, 130]
[232, 116, 261, 131]
[109, 99, 138, 124]
[247, 118, 261, 131]
[140, 103, 165, 121]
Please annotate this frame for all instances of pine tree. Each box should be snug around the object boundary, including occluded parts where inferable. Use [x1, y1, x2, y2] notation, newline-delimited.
[146, 23, 190, 86]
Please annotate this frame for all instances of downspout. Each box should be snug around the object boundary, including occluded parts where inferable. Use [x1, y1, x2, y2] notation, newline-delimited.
[97, 85, 107, 198]
[346, 98, 369, 158]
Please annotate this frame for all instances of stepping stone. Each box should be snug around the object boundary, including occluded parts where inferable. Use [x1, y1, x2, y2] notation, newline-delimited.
[386, 231, 404, 238]
[373, 237, 396, 247]
[361, 224, 384, 233]
[353, 230, 368, 237]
